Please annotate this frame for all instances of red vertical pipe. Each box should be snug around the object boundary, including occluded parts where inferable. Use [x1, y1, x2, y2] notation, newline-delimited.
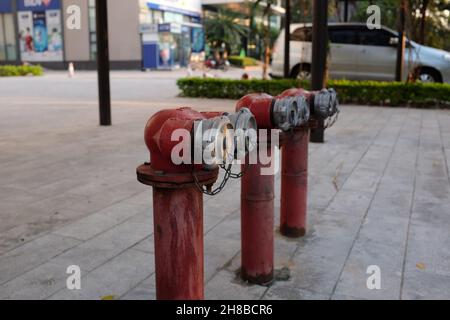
[241, 143, 274, 285]
[152, 187, 204, 300]
[280, 127, 310, 237]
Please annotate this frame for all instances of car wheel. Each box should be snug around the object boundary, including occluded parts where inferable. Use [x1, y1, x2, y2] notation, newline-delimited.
[291, 64, 311, 80]
[417, 68, 442, 83]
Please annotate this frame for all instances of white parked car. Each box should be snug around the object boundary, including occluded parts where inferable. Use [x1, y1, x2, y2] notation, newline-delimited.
[271, 22, 450, 83]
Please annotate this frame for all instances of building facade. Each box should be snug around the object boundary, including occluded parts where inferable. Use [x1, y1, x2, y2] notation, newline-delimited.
[0, 0, 204, 69]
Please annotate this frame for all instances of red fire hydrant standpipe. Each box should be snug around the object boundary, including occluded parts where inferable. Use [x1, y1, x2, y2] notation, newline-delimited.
[240, 134, 274, 285]
[236, 93, 309, 285]
[278, 88, 339, 238]
[137, 107, 235, 300]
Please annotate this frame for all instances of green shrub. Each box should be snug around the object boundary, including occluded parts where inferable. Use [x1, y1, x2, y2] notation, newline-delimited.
[177, 78, 450, 108]
[228, 56, 259, 68]
[0, 65, 43, 77]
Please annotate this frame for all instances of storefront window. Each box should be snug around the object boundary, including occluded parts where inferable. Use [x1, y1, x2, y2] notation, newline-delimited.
[4, 14, 16, 60]
[0, 14, 5, 61]
[0, 13, 17, 61]
[163, 12, 182, 24]
[153, 10, 163, 24]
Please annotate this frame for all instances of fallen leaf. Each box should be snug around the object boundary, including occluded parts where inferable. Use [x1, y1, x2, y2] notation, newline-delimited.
[416, 263, 426, 270]
[101, 295, 116, 300]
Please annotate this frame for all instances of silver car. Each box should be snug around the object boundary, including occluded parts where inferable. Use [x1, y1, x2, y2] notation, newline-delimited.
[271, 22, 450, 83]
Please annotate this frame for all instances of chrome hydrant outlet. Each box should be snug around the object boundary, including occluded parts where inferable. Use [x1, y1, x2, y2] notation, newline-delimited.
[272, 96, 301, 131]
[226, 108, 258, 160]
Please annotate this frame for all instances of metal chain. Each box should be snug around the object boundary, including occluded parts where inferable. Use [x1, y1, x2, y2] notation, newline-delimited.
[224, 162, 250, 179]
[192, 164, 232, 196]
[324, 108, 340, 129]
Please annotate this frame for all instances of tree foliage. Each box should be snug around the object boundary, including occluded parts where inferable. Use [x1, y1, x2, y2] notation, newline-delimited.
[204, 9, 248, 51]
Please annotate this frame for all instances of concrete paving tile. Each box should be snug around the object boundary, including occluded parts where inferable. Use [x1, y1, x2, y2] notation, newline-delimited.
[358, 214, 409, 247]
[131, 235, 154, 254]
[51, 212, 151, 272]
[340, 167, 383, 194]
[308, 175, 339, 209]
[204, 235, 240, 282]
[404, 222, 450, 277]
[205, 270, 266, 300]
[0, 186, 42, 204]
[0, 208, 86, 255]
[120, 275, 156, 300]
[287, 217, 358, 295]
[414, 176, 450, 203]
[369, 190, 413, 219]
[334, 238, 405, 300]
[0, 234, 81, 285]
[331, 293, 368, 300]
[307, 210, 362, 242]
[411, 199, 450, 227]
[0, 262, 71, 300]
[49, 249, 154, 300]
[263, 281, 330, 300]
[326, 189, 374, 218]
[122, 191, 152, 207]
[401, 270, 450, 300]
[53, 202, 148, 241]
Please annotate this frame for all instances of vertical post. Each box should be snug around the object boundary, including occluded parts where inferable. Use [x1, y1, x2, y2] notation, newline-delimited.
[152, 187, 204, 300]
[395, 0, 406, 82]
[283, 0, 291, 78]
[241, 141, 275, 285]
[310, 0, 328, 143]
[344, 0, 349, 22]
[280, 127, 310, 237]
[248, 7, 254, 58]
[95, 0, 111, 126]
[12, 0, 21, 64]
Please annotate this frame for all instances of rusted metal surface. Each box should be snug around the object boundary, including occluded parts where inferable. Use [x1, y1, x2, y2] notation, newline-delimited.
[144, 107, 205, 173]
[236, 93, 275, 129]
[240, 141, 275, 285]
[152, 186, 204, 300]
[200, 111, 223, 119]
[280, 127, 310, 238]
[136, 163, 219, 189]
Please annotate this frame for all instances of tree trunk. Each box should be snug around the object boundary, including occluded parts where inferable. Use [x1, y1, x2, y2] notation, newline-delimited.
[262, 4, 271, 80]
[419, 0, 429, 45]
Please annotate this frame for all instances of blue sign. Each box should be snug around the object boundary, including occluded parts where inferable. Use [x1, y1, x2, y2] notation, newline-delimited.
[147, 2, 200, 18]
[158, 23, 171, 33]
[191, 28, 204, 53]
[0, 0, 13, 13]
[18, 0, 61, 11]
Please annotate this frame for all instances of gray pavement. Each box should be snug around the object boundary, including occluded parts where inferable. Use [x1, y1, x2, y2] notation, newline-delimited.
[1, 71, 450, 300]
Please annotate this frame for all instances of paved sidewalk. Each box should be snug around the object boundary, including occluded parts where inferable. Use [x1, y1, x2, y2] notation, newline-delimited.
[1, 72, 450, 300]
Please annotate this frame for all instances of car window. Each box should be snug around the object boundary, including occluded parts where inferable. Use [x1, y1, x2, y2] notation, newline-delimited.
[357, 29, 393, 46]
[290, 27, 312, 42]
[329, 28, 358, 45]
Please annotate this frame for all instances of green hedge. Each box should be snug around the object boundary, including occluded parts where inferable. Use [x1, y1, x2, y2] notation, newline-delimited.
[228, 56, 259, 68]
[0, 65, 44, 77]
[177, 78, 450, 107]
